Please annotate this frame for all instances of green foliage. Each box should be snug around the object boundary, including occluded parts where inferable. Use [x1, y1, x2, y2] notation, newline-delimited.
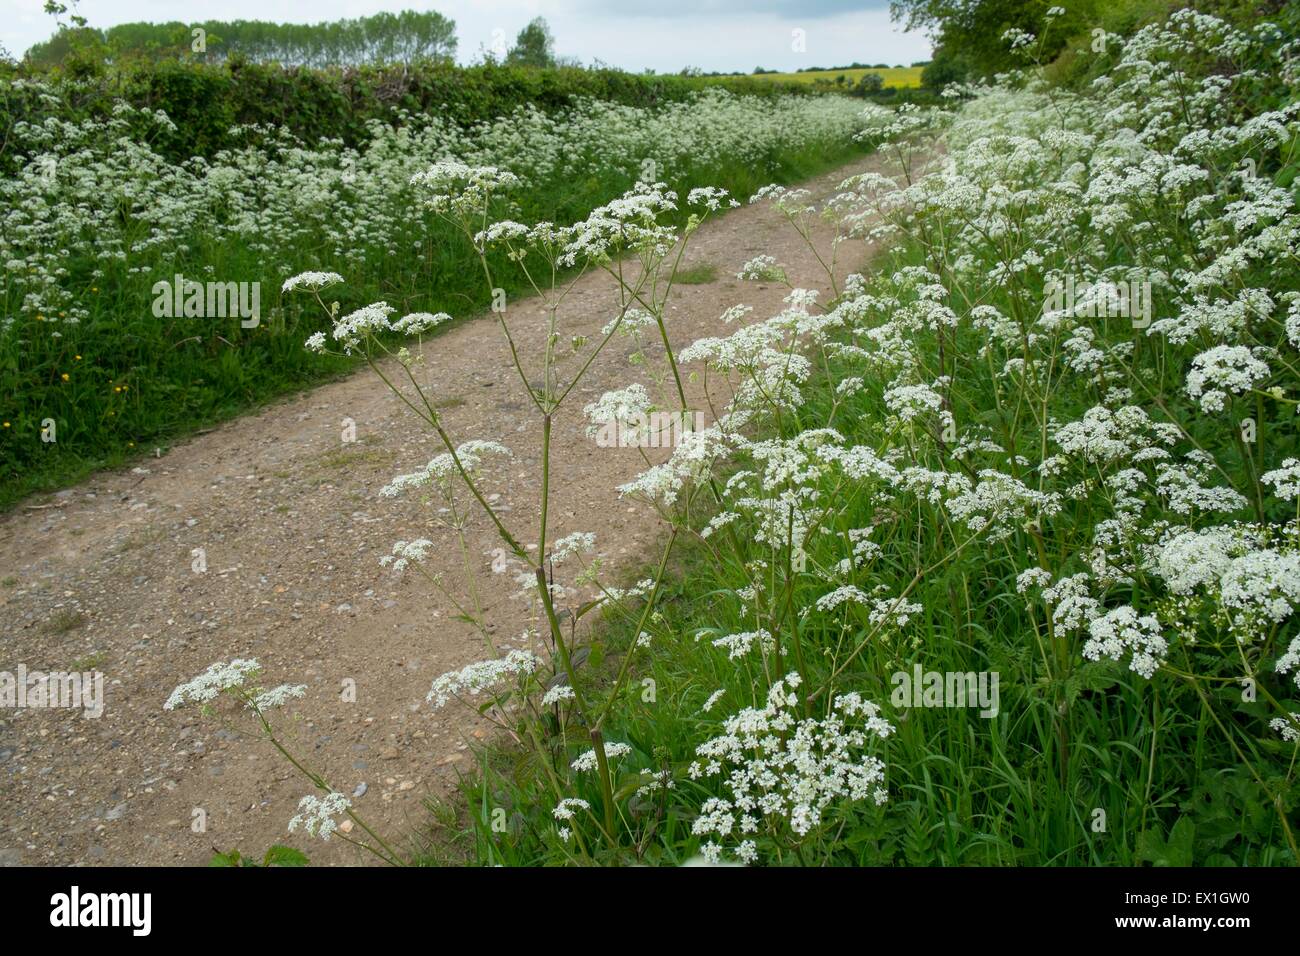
[892, 0, 1096, 78]
[506, 17, 557, 69]
[0, 59, 827, 167]
[921, 45, 970, 89]
[209, 844, 310, 866]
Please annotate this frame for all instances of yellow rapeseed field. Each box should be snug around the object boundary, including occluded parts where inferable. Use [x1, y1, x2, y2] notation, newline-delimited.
[731, 66, 924, 88]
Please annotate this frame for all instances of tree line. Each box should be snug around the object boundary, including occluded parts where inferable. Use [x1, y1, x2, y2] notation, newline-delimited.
[26, 11, 458, 67]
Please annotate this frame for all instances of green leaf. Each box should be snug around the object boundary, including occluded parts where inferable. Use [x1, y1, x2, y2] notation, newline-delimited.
[1137, 816, 1195, 867]
[262, 845, 310, 867]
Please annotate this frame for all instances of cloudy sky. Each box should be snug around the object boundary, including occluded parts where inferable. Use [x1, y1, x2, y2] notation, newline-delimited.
[0, 0, 932, 72]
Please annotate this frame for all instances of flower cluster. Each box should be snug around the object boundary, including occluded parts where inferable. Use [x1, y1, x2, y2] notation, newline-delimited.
[688, 674, 893, 863]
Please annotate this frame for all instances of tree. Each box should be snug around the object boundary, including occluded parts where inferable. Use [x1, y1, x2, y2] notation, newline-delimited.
[890, 0, 1094, 78]
[506, 17, 555, 68]
[921, 45, 970, 89]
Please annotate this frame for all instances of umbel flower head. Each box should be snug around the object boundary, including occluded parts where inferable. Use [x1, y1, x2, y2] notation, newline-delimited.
[411, 161, 521, 219]
[688, 674, 893, 863]
[164, 659, 305, 713]
[282, 271, 344, 294]
[288, 792, 352, 841]
[164, 659, 260, 710]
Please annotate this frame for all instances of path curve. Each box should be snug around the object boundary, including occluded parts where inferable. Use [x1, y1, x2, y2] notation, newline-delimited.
[0, 152, 888, 866]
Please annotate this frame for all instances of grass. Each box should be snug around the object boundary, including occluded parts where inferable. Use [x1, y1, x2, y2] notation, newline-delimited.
[41, 609, 88, 635]
[671, 262, 719, 285]
[310, 437, 393, 474]
[69, 652, 106, 671]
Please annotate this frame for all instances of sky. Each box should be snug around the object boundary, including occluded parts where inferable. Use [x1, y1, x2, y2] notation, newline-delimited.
[0, 0, 932, 73]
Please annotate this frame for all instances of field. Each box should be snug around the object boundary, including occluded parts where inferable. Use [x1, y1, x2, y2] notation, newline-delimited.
[4, 2, 1300, 878]
[738, 66, 924, 88]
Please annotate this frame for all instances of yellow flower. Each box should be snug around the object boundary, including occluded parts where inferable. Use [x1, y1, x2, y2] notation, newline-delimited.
[75, 354, 82, 361]
[113, 386, 121, 393]
[2, 422, 9, 428]
[61, 373, 69, 382]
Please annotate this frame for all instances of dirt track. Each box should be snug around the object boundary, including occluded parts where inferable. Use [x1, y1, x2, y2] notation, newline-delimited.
[0, 153, 886, 866]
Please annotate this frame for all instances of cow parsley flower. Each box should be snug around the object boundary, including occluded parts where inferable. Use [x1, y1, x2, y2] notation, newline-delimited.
[288, 791, 351, 841]
[391, 311, 451, 336]
[250, 684, 307, 711]
[427, 650, 543, 709]
[737, 254, 785, 281]
[541, 684, 576, 706]
[1083, 605, 1168, 678]
[1262, 459, 1300, 501]
[570, 741, 633, 772]
[1278, 636, 1300, 689]
[330, 301, 396, 353]
[1184, 345, 1270, 412]
[411, 162, 521, 219]
[550, 531, 596, 564]
[165, 659, 261, 710]
[706, 628, 774, 660]
[552, 797, 591, 821]
[689, 674, 892, 862]
[1269, 714, 1300, 742]
[282, 271, 344, 294]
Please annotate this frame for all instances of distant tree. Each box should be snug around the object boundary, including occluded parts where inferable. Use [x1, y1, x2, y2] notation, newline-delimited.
[506, 17, 556, 68]
[921, 44, 970, 89]
[857, 72, 884, 92]
[27, 10, 456, 66]
[26, 0, 107, 67]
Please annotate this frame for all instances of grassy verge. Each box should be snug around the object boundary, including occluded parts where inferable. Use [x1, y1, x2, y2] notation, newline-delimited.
[428, 11, 1300, 866]
[441, 225, 1298, 866]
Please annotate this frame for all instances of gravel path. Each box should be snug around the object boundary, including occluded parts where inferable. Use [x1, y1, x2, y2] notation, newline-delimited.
[0, 152, 887, 866]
